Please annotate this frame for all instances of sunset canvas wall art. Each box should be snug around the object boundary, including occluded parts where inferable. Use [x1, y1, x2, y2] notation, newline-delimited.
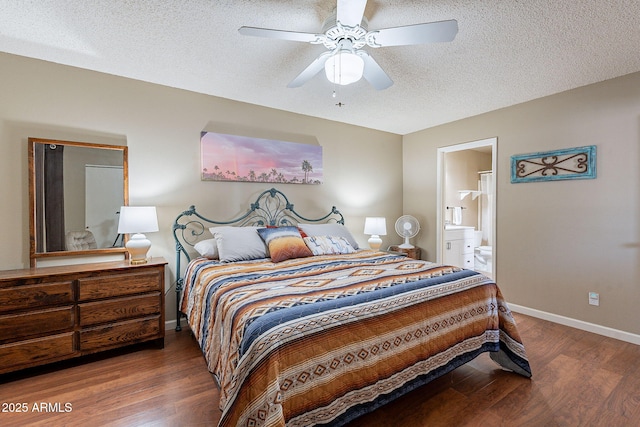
[200, 132, 323, 184]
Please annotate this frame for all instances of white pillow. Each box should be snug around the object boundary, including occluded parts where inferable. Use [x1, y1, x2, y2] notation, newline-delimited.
[209, 226, 267, 262]
[193, 238, 218, 259]
[304, 235, 356, 255]
[298, 223, 359, 250]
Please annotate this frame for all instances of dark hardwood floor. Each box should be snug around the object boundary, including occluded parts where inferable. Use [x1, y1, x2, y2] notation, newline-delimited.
[1, 313, 639, 426]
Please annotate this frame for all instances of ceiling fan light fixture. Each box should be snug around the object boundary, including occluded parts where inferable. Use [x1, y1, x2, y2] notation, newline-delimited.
[240, 1, 458, 90]
[324, 50, 364, 85]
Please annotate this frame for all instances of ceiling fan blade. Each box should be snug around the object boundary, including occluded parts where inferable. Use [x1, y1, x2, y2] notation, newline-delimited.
[287, 52, 332, 88]
[239, 26, 320, 43]
[337, 0, 367, 27]
[358, 51, 393, 90]
[368, 19, 458, 47]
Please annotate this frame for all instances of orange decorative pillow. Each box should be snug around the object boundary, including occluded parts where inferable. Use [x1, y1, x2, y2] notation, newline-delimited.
[257, 226, 313, 263]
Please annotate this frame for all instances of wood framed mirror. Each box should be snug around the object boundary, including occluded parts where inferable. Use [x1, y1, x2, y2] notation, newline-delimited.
[28, 137, 129, 267]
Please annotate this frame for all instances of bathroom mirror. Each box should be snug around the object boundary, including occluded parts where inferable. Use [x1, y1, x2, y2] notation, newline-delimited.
[28, 137, 129, 266]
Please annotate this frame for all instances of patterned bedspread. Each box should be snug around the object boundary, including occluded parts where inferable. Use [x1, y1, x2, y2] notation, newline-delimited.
[181, 251, 531, 427]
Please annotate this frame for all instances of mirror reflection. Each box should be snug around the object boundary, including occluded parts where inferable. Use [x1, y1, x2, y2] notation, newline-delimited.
[29, 138, 128, 262]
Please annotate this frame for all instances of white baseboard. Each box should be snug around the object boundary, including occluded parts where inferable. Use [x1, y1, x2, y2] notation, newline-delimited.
[165, 318, 191, 332]
[165, 319, 178, 331]
[509, 304, 640, 346]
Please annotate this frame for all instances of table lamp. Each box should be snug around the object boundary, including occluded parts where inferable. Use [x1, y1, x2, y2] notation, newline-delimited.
[364, 217, 387, 251]
[117, 206, 159, 264]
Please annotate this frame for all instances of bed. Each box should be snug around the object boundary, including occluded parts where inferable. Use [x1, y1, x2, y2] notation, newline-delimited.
[172, 188, 531, 427]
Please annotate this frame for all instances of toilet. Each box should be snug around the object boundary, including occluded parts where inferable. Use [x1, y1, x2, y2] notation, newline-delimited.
[473, 231, 492, 272]
[478, 245, 492, 259]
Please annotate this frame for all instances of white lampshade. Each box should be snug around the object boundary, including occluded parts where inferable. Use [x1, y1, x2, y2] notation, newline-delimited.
[364, 217, 387, 251]
[118, 206, 159, 264]
[325, 51, 365, 86]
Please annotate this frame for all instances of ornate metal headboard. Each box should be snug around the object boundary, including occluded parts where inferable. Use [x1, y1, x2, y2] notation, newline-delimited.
[172, 187, 344, 330]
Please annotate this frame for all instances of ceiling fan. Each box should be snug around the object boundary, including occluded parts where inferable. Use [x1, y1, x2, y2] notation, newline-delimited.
[238, 0, 458, 90]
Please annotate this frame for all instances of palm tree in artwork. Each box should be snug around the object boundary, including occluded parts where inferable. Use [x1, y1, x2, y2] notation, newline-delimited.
[301, 160, 313, 184]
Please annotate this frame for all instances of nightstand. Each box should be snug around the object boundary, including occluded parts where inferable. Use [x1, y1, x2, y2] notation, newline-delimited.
[388, 245, 421, 260]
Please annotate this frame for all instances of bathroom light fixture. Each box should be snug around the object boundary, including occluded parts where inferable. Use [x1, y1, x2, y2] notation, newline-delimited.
[364, 217, 387, 250]
[118, 206, 159, 264]
[324, 40, 364, 86]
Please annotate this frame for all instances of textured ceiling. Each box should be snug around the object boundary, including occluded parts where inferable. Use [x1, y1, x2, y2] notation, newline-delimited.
[1, 0, 639, 135]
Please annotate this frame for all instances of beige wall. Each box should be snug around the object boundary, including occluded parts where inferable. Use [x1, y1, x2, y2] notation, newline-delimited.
[403, 72, 640, 336]
[0, 53, 403, 320]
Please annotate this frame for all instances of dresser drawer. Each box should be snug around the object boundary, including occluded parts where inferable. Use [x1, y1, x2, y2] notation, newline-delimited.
[0, 306, 74, 344]
[462, 240, 474, 254]
[463, 253, 475, 269]
[79, 316, 162, 352]
[79, 293, 161, 327]
[78, 270, 161, 301]
[0, 281, 73, 314]
[0, 332, 76, 374]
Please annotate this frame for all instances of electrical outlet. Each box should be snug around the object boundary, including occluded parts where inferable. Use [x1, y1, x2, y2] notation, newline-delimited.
[589, 292, 599, 306]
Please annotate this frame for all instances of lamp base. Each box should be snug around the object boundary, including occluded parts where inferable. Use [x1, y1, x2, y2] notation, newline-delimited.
[125, 233, 151, 265]
[368, 235, 383, 251]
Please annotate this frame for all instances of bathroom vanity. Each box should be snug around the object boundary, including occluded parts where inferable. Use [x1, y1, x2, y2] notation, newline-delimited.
[443, 226, 475, 269]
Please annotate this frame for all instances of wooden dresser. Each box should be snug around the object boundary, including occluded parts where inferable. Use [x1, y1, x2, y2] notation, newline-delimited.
[0, 257, 166, 375]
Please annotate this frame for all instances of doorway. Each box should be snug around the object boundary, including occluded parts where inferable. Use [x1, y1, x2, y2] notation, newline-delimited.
[436, 138, 497, 279]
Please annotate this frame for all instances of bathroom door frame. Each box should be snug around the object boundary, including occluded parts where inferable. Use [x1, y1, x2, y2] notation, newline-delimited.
[436, 137, 497, 279]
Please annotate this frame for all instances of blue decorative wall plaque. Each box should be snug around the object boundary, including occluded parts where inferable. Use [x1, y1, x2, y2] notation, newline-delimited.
[511, 145, 596, 183]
